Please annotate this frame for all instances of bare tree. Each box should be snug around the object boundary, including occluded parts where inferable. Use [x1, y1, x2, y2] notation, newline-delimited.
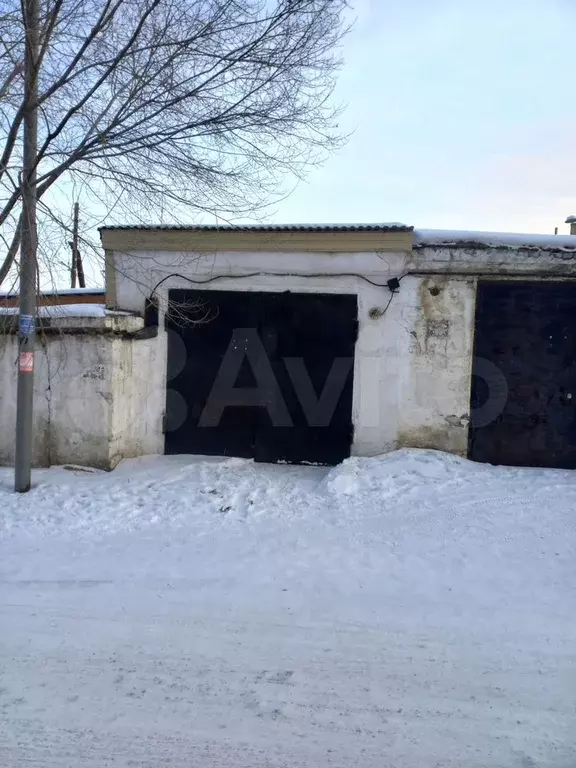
[0, 0, 348, 285]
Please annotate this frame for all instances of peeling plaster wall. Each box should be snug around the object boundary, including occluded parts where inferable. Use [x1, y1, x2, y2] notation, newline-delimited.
[395, 276, 476, 455]
[0, 255, 480, 469]
[2, 240, 569, 470]
[410, 244, 576, 276]
[107, 248, 477, 458]
[349, 274, 476, 456]
[108, 333, 166, 467]
[0, 334, 111, 468]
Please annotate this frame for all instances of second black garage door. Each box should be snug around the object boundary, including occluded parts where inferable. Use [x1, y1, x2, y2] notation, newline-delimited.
[469, 281, 576, 469]
[165, 290, 358, 465]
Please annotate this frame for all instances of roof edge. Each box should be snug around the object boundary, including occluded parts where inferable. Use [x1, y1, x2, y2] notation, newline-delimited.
[100, 224, 413, 254]
[414, 228, 576, 253]
[98, 223, 413, 233]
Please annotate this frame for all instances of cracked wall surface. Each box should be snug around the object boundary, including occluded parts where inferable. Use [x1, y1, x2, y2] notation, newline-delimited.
[108, 243, 479, 458]
[0, 334, 111, 467]
[0, 328, 163, 469]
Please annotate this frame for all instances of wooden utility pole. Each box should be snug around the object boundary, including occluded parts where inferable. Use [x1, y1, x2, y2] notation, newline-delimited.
[14, 0, 39, 493]
[71, 203, 78, 288]
[76, 247, 85, 288]
[69, 202, 85, 289]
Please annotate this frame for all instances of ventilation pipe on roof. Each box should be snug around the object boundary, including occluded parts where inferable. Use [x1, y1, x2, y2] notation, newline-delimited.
[566, 215, 576, 235]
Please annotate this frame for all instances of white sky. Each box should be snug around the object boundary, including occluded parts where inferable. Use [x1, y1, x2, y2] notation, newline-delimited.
[25, 0, 576, 291]
[269, 0, 576, 234]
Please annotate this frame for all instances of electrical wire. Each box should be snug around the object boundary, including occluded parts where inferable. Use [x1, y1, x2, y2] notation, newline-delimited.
[379, 291, 395, 318]
[151, 271, 409, 295]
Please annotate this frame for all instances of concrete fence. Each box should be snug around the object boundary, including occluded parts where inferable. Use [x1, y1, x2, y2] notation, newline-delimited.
[0, 313, 163, 469]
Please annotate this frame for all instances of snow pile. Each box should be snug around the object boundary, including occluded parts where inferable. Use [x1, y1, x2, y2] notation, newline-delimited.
[324, 447, 474, 495]
[1, 449, 575, 767]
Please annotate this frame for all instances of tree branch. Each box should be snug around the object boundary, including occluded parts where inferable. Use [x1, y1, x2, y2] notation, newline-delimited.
[0, 213, 22, 285]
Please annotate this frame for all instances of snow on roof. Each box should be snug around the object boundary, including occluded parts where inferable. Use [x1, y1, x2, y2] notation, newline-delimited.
[99, 222, 413, 233]
[565, 216, 576, 224]
[414, 229, 576, 252]
[0, 287, 104, 298]
[0, 304, 132, 318]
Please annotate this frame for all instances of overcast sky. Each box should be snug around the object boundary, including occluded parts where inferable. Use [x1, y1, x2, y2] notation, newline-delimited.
[270, 0, 576, 234]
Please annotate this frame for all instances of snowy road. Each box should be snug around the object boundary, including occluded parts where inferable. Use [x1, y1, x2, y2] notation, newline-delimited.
[1, 450, 575, 767]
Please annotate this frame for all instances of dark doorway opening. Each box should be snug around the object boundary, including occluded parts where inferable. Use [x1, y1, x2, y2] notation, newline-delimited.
[469, 281, 576, 469]
[165, 289, 358, 466]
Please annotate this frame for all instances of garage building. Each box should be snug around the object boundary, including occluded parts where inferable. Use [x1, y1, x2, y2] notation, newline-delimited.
[96, 223, 576, 469]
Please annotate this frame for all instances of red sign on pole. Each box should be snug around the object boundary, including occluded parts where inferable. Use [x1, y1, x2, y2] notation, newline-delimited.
[19, 352, 34, 373]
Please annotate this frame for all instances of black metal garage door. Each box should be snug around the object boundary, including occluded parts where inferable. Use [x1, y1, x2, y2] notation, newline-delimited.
[165, 289, 358, 465]
[469, 281, 576, 469]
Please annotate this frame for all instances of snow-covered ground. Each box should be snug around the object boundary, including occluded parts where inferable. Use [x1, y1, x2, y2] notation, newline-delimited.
[1, 450, 575, 767]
